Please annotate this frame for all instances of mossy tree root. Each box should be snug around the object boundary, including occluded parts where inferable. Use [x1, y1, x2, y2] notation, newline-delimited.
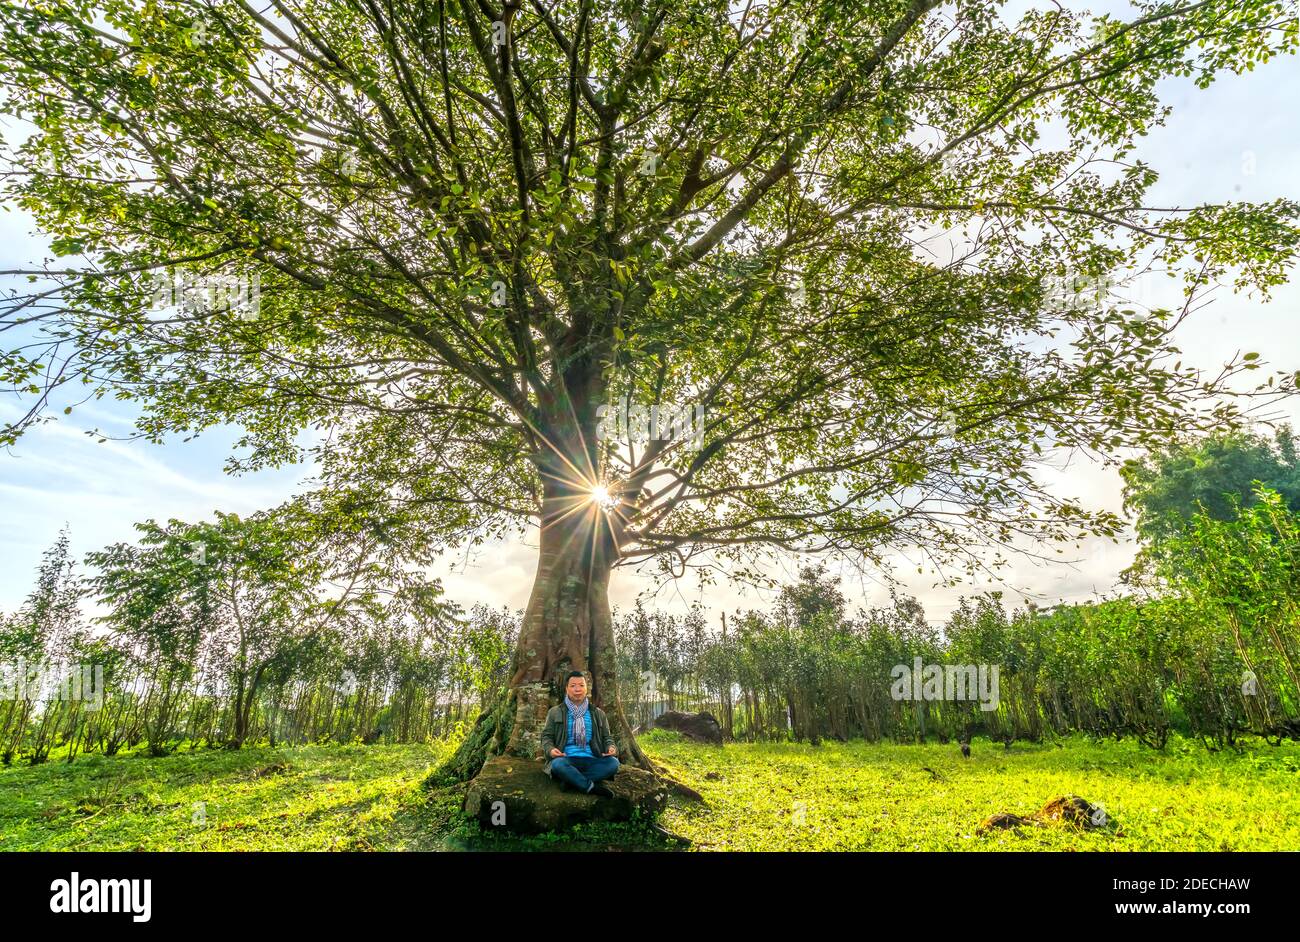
[423, 687, 516, 789]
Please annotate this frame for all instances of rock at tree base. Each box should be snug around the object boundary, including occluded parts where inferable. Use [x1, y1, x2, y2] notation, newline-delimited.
[464, 756, 669, 833]
[637, 710, 724, 744]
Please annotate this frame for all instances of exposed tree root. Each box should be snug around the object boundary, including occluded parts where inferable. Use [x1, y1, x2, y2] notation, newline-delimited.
[643, 757, 706, 802]
[422, 689, 515, 789]
[650, 822, 693, 846]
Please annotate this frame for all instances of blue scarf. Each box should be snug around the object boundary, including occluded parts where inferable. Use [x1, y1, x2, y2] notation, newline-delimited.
[565, 695, 589, 749]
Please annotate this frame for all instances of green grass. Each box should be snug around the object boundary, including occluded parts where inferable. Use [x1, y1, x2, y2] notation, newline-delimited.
[2, 733, 1297, 851]
[649, 731, 1300, 850]
[0, 741, 456, 851]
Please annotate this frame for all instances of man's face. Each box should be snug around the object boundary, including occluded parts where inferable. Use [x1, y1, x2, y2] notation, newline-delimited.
[566, 676, 588, 702]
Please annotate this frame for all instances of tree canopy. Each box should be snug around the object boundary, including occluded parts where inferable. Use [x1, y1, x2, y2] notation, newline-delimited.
[4, 0, 1299, 592]
[1121, 425, 1300, 550]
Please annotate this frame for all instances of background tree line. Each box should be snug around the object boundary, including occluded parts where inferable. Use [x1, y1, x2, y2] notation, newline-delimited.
[0, 499, 518, 763]
[611, 427, 1300, 750]
[3, 428, 1299, 762]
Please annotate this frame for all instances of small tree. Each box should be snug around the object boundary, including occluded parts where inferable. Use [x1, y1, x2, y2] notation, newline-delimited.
[86, 494, 451, 747]
[0, 529, 89, 763]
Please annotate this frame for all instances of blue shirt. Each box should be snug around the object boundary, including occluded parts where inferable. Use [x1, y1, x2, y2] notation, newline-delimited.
[564, 710, 594, 757]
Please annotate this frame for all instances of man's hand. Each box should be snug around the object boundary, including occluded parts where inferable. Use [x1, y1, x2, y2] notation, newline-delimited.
[605, 745, 617, 757]
[549, 748, 564, 758]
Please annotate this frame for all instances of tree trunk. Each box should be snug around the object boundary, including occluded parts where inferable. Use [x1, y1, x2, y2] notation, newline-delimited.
[431, 469, 652, 785]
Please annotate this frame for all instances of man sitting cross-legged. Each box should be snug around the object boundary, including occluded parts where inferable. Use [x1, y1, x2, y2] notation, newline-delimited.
[540, 671, 620, 797]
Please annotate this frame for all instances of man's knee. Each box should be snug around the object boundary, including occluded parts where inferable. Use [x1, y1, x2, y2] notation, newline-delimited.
[592, 756, 619, 780]
[549, 757, 574, 774]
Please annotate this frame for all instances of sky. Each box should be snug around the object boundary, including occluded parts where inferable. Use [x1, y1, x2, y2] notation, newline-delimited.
[2, 1, 1298, 629]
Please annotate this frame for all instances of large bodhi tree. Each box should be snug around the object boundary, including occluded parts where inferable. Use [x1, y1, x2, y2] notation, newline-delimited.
[2, 0, 1299, 780]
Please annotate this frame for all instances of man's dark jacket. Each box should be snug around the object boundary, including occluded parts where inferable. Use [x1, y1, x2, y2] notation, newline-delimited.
[539, 703, 617, 774]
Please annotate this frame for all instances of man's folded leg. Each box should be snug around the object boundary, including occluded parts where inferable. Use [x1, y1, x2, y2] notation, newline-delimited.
[548, 757, 593, 792]
[566, 755, 618, 796]
[587, 755, 620, 782]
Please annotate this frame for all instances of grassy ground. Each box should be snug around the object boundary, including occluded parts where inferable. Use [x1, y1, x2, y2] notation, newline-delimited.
[649, 732, 1300, 850]
[1, 732, 1296, 851]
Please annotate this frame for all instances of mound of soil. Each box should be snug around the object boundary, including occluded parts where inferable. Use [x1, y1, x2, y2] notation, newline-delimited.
[977, 794, 1107, 835]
